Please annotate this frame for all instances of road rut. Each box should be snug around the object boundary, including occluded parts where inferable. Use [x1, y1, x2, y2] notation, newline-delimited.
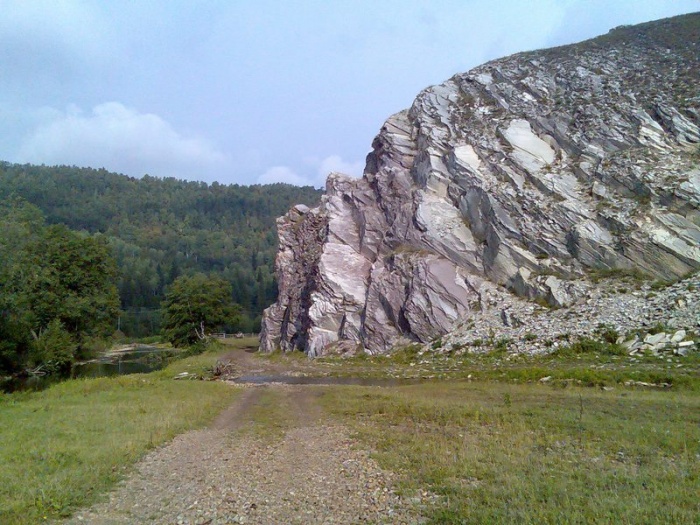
[65, 349, 424, 524]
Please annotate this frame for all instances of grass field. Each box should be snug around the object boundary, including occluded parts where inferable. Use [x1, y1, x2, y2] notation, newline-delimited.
[0, 345, 238, 525]
[2, 334, 698, 524]
[321, 382, 700, 523]
[311, 342, 700, 391]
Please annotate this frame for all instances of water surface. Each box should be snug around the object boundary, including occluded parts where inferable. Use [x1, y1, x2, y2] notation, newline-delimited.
[1, 345, 174, 393]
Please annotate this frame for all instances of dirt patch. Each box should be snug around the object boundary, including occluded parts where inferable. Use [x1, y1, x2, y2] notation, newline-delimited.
[210, 387, 262, 431]
[216, 346, 308, 378]
[64, 380, 426, 524]
[285, 386, 325, 427]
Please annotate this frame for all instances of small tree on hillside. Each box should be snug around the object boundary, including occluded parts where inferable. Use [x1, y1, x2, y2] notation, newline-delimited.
[162, 274, 239, 347]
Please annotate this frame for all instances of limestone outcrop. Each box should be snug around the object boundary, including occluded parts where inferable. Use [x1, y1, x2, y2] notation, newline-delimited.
[261, 14, 700, 356]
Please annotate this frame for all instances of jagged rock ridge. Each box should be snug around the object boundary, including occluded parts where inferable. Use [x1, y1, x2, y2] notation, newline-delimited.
[261, 13, 700, 356]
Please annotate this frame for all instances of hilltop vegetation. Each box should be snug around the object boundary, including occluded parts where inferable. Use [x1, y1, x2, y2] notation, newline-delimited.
[0, 162, 322, 337]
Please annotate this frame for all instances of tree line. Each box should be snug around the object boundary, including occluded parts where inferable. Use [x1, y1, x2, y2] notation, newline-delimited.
[0, 199, 120, 374]
[0, 162, 322, 373]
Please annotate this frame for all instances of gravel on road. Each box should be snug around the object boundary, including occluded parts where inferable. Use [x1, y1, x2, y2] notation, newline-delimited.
[65, 385, 426, 524]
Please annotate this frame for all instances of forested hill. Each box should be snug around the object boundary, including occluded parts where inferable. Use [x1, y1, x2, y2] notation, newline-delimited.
[0, 161, 322, 335]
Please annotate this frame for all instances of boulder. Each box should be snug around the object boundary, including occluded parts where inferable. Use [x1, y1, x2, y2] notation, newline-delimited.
[671, 330, 686, 343]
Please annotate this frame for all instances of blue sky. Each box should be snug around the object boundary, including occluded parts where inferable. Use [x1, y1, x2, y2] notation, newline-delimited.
[1, 0, 697, 186]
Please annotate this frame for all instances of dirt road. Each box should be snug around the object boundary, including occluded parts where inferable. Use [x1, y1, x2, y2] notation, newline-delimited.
[65, 346, 424, 524]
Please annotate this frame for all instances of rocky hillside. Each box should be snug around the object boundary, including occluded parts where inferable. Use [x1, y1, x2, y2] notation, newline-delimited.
[261, 13, 700, 356]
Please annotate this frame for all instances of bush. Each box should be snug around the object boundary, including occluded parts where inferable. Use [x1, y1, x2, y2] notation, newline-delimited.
[650, 280, 669, 291]
[494, 337, 513, 351]
[594, 323, 619, 344]
[647, 322, 670, 335]
[28, 319, 76, 373]
[556, 337, 626, 357]
[390, 344, 422, 363]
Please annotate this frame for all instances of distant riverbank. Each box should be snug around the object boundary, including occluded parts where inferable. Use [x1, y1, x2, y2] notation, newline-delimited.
[1, 343, 184, 393]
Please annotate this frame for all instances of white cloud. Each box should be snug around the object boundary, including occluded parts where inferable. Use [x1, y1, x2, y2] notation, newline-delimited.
[257, 155, 364, 188]
[318, 155, 364, 179]
[16, 102, 228, 181]
[257, 166, 311, 186]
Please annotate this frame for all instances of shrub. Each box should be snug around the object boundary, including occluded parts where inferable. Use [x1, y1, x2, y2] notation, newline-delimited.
[588, 267, 650, 283]
[28, 319, 77, 374]
[650, 280, 669, 291]
[648, 322, 670, 335]
[556, 337, 626, 357]
[594, 323, 620, 344]
[494, 337, 513, 351]
[391, 344, 422, 363]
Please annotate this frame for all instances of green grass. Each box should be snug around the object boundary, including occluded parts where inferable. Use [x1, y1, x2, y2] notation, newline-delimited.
[322, 382, 700, 524]
[587, 267, 651, 284]
[239, 388, 296, 440]
[217, 335, 260, 350]
[154, 341, 229, 378]
[2, 331, 697, 523]
[255, 346, 310, 363]
[311, 342, 700, 391]
[0, 347, 237, 524]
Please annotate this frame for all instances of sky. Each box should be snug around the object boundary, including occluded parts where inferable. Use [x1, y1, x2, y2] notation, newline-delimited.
[1, 1, 698, 187]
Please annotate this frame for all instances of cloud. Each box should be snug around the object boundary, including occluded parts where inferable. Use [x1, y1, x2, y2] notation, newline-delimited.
[318, 155, 364, 179]
[257, 166, 311, 186]
[16, 102, 228, 181]
[257, 155, 364, 187]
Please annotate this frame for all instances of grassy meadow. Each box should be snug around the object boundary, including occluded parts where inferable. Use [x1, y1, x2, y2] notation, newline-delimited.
[312, 341, 700, 391]
[322, 382, 700, 524]
[1, 334, 698, 524]
[0, 345, 238, 525]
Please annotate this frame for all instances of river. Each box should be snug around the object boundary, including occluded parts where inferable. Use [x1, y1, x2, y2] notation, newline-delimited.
[1, 345, 178, 393]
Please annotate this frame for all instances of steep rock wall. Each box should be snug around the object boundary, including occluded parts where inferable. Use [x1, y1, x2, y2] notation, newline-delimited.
[261, 14, 700, 355]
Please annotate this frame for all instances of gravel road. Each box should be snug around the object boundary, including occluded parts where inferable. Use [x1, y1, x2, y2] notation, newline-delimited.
[64, 349, 426, 524]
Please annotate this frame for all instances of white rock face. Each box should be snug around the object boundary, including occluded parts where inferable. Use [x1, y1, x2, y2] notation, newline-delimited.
[261, 14, 700, 355]
[502, 119, 556, 172]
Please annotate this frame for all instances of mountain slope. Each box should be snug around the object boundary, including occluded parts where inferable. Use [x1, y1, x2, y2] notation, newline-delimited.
[0, 162, 322, 334]
[261, 13, 700, 355]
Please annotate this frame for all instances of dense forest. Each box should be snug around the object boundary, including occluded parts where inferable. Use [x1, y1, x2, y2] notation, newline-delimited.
[0, 161, 322, 337]
[0, 199, 120, 374]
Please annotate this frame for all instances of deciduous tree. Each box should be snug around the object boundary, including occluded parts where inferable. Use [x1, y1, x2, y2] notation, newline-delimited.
[0, 200, 120, 374]
[161, 274, 239, 347]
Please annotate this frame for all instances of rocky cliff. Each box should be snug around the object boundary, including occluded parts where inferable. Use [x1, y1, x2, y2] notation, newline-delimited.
[261, 13, 700, 356]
